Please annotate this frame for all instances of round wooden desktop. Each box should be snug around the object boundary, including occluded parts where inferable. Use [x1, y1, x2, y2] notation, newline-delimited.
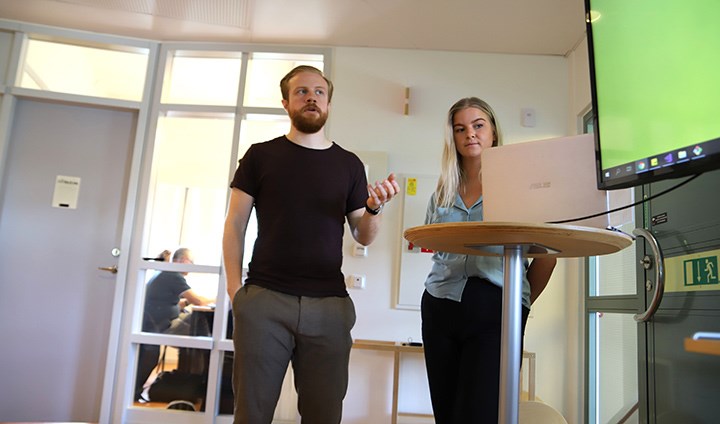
[404, 222, 633, 424]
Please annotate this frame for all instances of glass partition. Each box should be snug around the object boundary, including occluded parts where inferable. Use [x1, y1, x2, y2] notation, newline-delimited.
[134, 344, 211, 411]
[161, 51, 242, 106]
[588, 312, 639, 424]
[136, 46, 326, 420]
[137, 267, 219, 334]
[243, 52, 325, 107]
[238, 113, 290, 158]
[145, 112, 235, 266]
[19, 39, 148, 101]
[589, 220, 638, 297]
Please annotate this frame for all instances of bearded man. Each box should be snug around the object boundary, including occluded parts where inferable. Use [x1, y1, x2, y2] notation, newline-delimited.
[222, 65, 400, 424]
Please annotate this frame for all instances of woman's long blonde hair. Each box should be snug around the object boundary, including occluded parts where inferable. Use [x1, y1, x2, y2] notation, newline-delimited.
[434, 97, 503, 208]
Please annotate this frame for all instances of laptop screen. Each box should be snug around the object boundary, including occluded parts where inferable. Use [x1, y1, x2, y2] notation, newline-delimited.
[481, 134, 612, 229]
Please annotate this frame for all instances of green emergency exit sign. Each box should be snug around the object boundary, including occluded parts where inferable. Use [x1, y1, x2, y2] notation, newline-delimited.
[684, 256, 719, 286]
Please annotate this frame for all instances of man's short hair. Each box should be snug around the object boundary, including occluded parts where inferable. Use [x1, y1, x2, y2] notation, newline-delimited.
[279, 65, 333, 102]
[172, 247, 192, 263]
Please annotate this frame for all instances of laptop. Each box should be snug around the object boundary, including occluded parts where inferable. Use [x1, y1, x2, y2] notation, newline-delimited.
[481, 133, 614, 229]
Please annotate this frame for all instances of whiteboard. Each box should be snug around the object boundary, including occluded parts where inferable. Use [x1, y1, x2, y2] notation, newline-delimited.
[395, 174, 438, 310]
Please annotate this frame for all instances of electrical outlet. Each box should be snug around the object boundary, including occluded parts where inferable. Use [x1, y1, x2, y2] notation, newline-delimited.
[346, 274, 366, 289]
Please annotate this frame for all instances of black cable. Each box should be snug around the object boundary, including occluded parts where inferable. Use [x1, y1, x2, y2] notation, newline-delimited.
[547, 173, 703, 225]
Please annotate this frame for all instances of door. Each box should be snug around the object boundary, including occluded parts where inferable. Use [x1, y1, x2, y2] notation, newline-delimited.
[640, 170, 720, 423]
[587, 171, 720, 424]
[0, 98, 136, 421]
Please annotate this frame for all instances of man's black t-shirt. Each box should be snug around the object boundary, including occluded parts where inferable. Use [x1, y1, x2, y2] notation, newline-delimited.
[230, 136, 368, 297]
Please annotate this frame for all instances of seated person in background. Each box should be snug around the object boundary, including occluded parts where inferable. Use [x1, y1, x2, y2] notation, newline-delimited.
[143, 247, 214, 335]
[135, 247, 215, 401]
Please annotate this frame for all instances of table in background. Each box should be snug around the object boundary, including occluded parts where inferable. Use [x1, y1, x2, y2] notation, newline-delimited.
[352, 339, 431, 424]
[684, 333, 720, 356]
[404, 222, 633, 424]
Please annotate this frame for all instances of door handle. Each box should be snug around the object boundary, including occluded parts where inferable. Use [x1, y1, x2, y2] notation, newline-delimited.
[98, 265, 118, 274]
[633, 228, 665, 322]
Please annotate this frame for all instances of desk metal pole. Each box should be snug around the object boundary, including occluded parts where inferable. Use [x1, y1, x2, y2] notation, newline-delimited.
[499, 245, 524, 424]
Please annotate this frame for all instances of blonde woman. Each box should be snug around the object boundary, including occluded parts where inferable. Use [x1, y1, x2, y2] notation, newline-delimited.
[421, 97, 556, 423]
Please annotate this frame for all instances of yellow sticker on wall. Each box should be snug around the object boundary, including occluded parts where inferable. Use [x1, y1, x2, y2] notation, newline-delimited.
[407, 178, 417, 196]
[664, 249, 720, 293]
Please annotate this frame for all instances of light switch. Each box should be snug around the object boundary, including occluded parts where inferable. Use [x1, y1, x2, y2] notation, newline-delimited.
[521, 108, 536, 127]
[352, 243, 368, 257]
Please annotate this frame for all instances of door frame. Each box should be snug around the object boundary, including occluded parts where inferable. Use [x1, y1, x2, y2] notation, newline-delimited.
[95, 45, 160, 424]
[0, 25, 159, 424]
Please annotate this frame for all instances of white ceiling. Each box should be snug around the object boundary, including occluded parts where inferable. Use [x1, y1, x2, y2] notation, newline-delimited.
[0, 0, 588, 56]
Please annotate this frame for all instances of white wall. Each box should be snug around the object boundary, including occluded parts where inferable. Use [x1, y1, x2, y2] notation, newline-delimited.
[328, 46, 578, 423]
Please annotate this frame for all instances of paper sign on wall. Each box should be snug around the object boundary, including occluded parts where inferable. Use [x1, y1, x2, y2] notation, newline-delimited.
[406, 178, 417, 196]
[52, 175, 81, 209]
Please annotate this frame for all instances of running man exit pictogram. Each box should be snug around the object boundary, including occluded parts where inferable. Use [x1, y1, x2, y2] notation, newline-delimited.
[684, 256, 719, 286]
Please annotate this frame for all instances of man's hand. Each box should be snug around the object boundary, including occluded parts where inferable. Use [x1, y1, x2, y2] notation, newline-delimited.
[367, 173, 400, 210]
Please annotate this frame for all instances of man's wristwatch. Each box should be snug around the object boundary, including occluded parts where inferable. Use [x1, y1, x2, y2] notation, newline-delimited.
[365, 203, 383, 215]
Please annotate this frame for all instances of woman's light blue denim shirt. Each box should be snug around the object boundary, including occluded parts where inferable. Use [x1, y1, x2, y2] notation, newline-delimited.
[423, 193, 531, 308]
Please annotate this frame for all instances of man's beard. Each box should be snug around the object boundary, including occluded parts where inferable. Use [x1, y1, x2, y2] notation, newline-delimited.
[289, 105, 328, 134]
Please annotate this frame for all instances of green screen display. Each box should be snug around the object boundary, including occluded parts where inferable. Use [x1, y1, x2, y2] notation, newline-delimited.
[587, 0, 720, 188]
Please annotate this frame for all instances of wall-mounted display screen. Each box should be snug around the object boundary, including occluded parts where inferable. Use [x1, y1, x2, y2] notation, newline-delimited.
[585, 0, 720, 190]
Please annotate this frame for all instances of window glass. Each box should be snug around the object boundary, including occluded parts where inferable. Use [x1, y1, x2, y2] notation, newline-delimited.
[589, 220, 638, 296]
[135, 267, 218, 407]
[218, 351, 235, 415]
[138, 267, 219, 334]
[588, 312, 639, 423]
[238, 113, 290, 158]
[145, 113, 234, 266]
[134, 344, 211, 410]
[132, 46, 327, 415]
[243, 52, 325, 107]
[19, 39, 148, 101]
[583, 108, 595, 134]
[161, 51, 242, 106]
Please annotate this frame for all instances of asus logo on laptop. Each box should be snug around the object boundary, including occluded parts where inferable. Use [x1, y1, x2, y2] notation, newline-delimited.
[529, 182, 551, 190]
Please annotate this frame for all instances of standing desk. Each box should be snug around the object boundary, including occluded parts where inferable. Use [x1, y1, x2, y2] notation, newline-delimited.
[403, 222, 633, 424]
